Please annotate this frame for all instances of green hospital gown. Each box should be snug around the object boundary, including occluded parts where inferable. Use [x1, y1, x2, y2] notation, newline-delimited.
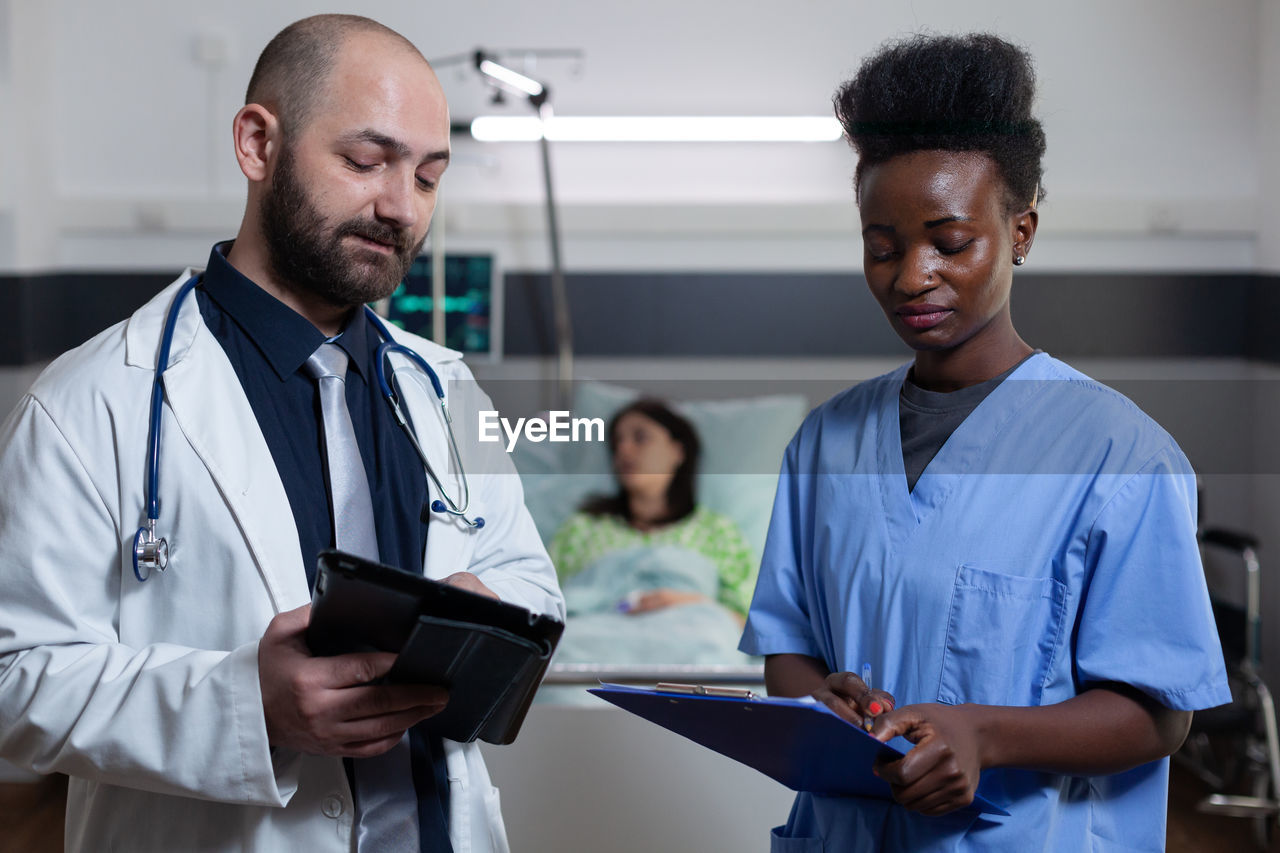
[548, 506, 756, 616]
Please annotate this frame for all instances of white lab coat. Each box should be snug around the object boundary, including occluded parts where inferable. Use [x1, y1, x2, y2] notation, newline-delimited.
[0, 272, 564, 852]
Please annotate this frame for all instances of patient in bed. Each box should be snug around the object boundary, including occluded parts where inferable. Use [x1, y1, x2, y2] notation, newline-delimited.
[548, 398, 756, 664]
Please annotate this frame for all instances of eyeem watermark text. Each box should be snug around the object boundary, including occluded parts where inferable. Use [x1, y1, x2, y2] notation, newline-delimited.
[478, 411, 606, 452]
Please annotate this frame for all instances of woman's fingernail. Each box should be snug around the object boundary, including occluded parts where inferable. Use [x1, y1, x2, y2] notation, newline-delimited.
[869, 701, 883, 715]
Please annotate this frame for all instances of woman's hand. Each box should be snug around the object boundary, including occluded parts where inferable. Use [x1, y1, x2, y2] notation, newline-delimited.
[625, 588, 706, 613]
[864, 687, 1189, 816]
[868, 703, 986, 816]
[815, 670, 897, 730]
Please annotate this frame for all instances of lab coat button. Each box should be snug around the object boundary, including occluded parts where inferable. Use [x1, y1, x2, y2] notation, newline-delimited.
[321, 795, 345, 818]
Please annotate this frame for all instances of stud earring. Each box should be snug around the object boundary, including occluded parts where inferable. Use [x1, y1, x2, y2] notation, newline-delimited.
[1013, 255, 1026, 266]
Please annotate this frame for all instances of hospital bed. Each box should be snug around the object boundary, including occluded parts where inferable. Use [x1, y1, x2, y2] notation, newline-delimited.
[509, 379, 808, 676]
[488, 382, 806, 850]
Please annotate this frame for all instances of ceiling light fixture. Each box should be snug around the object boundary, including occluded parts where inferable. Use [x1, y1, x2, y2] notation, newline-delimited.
[468, 115, 843, 143]
[475, 58, 546, 99]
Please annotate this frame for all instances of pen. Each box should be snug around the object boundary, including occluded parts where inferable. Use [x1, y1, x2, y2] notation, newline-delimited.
[861, 662, 881, 731]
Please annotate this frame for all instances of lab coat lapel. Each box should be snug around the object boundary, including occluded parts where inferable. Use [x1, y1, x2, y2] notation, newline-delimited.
[384, 349, 472, 579]
[151, 289, 309, 611]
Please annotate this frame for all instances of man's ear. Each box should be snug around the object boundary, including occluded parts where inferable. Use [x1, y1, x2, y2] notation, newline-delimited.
[231, 103, 280, 183]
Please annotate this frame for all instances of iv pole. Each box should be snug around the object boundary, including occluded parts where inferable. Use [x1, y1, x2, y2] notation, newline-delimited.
[472, 51, 574, 410]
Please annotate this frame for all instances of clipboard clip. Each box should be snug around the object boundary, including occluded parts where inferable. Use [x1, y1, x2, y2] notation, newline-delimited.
[654, 682, 758, 699]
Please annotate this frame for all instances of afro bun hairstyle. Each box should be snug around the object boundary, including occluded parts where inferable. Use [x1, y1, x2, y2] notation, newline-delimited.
[834, 33, 1046, 213]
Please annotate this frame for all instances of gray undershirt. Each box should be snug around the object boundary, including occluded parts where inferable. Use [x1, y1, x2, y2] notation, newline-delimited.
[899, 352, 1039, 492]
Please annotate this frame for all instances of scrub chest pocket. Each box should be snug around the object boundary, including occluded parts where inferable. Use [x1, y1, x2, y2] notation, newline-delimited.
[938, 564, 1068, 707]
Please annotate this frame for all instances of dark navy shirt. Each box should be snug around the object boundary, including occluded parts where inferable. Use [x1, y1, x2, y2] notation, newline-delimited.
[195, 243, 430, 585]
[195, 242, 451, 851]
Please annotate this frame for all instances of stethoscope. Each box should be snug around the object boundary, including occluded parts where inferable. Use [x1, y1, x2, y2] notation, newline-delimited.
[133, 274, 483, 582]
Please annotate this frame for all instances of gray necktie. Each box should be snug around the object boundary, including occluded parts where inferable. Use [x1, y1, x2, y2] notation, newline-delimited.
[305, 342, 380, 561]
[305, 341, 421, 852]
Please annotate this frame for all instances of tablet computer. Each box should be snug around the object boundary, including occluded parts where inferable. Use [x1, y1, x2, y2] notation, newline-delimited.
[306, 549, 564, 744]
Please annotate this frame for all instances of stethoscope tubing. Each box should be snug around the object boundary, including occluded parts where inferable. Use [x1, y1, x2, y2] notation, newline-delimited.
[144, 274, 202, 524]
[366, 308, 481, 526]
[134, 281, 481, 582]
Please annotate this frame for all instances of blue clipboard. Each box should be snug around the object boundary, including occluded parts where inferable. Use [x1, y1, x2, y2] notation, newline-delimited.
[589, 683, 1009, 816]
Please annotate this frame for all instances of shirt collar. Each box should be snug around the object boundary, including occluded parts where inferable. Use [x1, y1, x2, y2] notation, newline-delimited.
[331, 306, 371, 380]
[202, 241, 371, 381]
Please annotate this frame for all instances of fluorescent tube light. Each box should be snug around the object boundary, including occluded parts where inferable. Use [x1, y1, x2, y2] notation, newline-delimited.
[476, 59, 545, 98]
[469, 115, 843, 143]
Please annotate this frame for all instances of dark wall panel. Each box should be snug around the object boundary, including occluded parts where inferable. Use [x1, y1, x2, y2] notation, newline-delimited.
[505, 271, 906, 358]
[506, 271, 1269, 360]
[1249, 275, 1280, 363]
[1012, 274, 1255, 359]
[0, 281, 24, 364]
[0, 273, 170, 364]
[2, 269, 1276, 365]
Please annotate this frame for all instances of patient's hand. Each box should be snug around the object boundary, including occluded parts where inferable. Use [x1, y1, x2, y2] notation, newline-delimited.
[626, 588, 706, 613]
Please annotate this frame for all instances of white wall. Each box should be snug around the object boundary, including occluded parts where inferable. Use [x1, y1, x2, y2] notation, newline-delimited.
[1, 0, 58, 271]
[1259, 0, 1280, 273]
[0, 0, 12, 268]
[0, 0, 1267, 273]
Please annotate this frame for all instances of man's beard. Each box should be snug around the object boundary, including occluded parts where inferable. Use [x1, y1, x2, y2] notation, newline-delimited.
[259, 145, 426, 308]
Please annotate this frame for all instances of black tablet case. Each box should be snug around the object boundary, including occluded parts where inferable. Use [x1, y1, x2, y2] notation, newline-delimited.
[306, 549, 564, 744]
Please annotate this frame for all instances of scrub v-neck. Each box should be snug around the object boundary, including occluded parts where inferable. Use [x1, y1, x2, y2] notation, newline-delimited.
[878, 353, 1046, 541]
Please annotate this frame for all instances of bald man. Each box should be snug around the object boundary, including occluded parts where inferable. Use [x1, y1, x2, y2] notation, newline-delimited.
[0, 15, 563, 853]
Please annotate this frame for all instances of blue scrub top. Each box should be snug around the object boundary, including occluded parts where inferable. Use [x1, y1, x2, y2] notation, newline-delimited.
[741, 353, 1231, 853]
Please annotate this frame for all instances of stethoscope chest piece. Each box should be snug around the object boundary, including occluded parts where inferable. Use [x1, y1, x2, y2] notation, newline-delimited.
[133, 521, 169, 582]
